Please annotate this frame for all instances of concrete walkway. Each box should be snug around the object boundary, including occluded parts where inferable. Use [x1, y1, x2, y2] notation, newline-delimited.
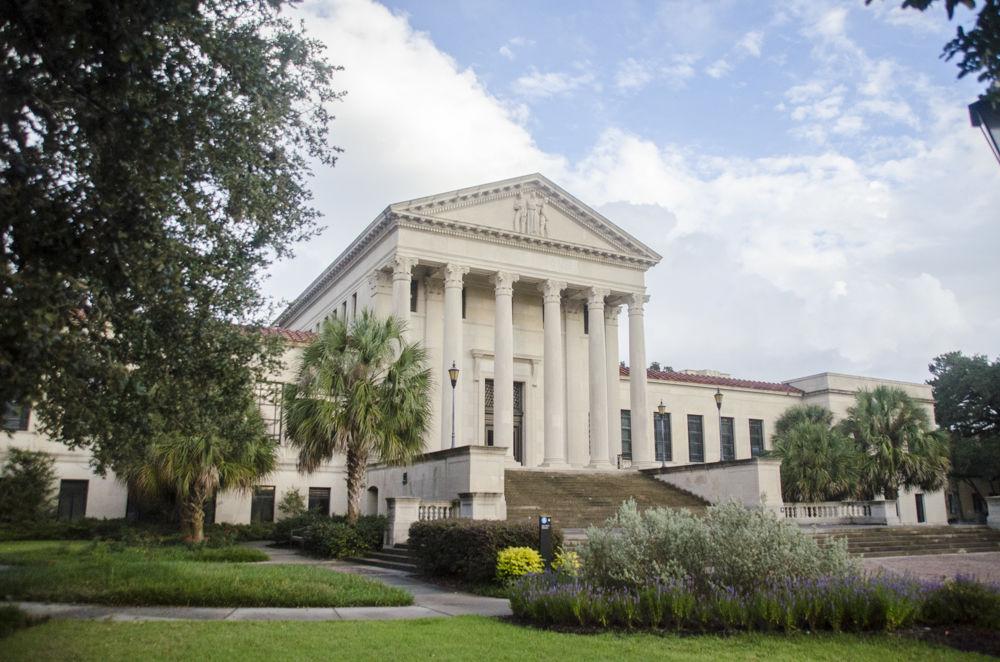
[6, 543, 511, 623]
[861, 551, 1000, 584]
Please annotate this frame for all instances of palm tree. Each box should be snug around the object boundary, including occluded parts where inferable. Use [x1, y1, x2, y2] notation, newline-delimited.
[121, 406, 277, 542]
[772, 405, 861, 502]
[840, 386, 950, 501]
[284, 311, 432, 524]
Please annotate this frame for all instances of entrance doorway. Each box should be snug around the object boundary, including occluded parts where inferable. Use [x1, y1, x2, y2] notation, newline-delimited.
[484, 379, 525, 465]
[915, 493, 926, 523]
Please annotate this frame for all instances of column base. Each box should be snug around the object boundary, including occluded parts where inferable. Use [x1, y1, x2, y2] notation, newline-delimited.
[539, 459, 568, 468]
[588, 460, 614, 469]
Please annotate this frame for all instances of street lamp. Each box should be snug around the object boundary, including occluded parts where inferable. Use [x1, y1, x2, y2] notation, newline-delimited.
[448, 362, 460, 449]
[969, 98, 1000, 166]
[657, 400, 667, 469]
[714, 388, 724, 461]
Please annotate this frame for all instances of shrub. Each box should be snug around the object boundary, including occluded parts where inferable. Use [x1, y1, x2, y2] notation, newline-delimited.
[920, 576, 1000, 629]
[409, 519, 563, 585]
[581, 500, 856, 594]
[282, 514, 386, 558]
[271, 511, 326, 545]
[552, 548, 581, 578]
[278, 489, 306, 519]
[0, 449, 55, 525]
[204, 521, 275, 544]
[0, 606, 36, 639]
[496, 546, 544, 584]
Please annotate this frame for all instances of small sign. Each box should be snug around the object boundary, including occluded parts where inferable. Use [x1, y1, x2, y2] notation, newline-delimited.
[538, 515, 553, 569]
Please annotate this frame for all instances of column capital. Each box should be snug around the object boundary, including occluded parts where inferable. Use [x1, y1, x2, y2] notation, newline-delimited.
[604, 303, 622, 323]
[441, 263, 470, 288]
[538, 279, 567, 303]
[368, 269, 392, 296]
[627, 292, 650, 313]
[586, 287, 609, 309]
[490, 271, 519, 296]
[392, 254, 418, 279]
[424, 276, 445, 299]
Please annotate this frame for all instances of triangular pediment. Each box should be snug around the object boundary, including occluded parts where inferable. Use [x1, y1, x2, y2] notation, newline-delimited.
[388, 174, 661, 264]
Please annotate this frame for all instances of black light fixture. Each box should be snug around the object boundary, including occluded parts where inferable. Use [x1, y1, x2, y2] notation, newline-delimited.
[969, 98, 1000, 166]
[448, 361, 459, 449]
[657, 400, 667, 469]
[715, 388, 724, 462]
[714, 388, 723, 411]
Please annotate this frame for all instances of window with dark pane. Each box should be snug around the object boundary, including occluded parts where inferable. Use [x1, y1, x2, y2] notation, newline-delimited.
[250, 486, 275, 523]
[720, 416, 735, 461]
[654, 411, 672, 462]
[583, 304, 589, 334]
[2, 403, 30, 431]
[256, 382, 284, 443]
[57, 480, 88, 521]
[687, 415, 704, 463]
[410, 279, 418, 312]
[749, 419, 765, 457]
[620, 410, 632, 460]
[308, 487, 331, 515]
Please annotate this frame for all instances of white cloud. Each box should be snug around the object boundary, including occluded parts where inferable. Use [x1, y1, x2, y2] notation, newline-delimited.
[512, 68, 595, 99]
[615, 58, 654, 91]
[661, 54, 699, 87]
[706, 59, 731, 79]
[498, 36, 529, 61]
[274, 0, 1000, 383]
[737, 30, 764, 57]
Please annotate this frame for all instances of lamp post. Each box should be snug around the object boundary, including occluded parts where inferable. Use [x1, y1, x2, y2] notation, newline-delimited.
[969, 98, 1000, 166]
[657, 400, 667, 469]
[448, 361, 460, 449]
[714, 388, 724, 460]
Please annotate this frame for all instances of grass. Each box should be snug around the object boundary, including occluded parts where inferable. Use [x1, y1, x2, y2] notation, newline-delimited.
[0, 616, 987, 661]
[0, 541, 411, 608]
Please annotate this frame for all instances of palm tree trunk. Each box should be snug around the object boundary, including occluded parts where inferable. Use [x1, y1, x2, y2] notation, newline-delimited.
[345, 447, 368, 525]
[182, 497, 206, 543]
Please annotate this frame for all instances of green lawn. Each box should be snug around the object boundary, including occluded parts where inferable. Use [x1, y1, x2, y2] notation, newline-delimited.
[0, 616, 985, 661]
[0, 541, 411, 608]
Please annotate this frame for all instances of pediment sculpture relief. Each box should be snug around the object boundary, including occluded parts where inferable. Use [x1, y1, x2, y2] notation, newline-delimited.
[513, 190, 549, 237]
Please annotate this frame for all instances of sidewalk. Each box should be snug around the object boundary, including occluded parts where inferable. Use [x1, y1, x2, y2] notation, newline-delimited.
[5, 543, 512, 623]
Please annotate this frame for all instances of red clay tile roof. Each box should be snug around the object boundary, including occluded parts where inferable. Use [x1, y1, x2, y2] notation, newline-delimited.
[620, 365, 802, 394]
[259, 327, 317, 344]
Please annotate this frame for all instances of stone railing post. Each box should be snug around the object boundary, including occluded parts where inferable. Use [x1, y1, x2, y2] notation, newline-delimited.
[987, 496, 1000, 530]
[386, 496, 421, 546]
[868, 500, 901, 526]
[458, 492, 507, 520]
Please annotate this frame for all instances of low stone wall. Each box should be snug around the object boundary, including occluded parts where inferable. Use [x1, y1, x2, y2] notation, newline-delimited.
[780, 500, 899, 526]
[642, 458, 784, 510]
[988, 496, 1000, 530]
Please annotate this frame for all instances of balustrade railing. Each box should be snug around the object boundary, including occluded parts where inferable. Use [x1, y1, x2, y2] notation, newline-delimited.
[417, 500, 459, 521]
[780, 500, 896, 526]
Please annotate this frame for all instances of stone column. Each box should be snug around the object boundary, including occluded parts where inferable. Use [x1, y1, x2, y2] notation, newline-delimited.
[564, 301, 589, 467]
[605, 303, 621, 466]
[628, 293, 653, 466]
[391, 255, 417, 328]
[587, 288, 612, 469]
[491, 271, 519, 457]
[424, 277, 445, 451]
[441, 264, 469, 450]
[367, 270, 393, 319]
[539, 280, 567, 467]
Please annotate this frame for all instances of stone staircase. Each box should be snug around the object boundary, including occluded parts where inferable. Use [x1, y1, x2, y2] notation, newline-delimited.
[348, 543, 418, 573]
[809, 525, 1000, 558]
[504, 469, 709, 530]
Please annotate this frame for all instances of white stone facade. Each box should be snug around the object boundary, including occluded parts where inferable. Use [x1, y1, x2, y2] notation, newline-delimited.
[1, 174, 946, 526]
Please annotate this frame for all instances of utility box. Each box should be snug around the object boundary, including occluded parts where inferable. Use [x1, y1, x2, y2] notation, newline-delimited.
[538, 515, 553, 569]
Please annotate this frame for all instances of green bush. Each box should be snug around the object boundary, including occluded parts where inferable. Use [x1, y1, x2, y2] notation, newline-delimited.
[496, 546, 544, 584]
[277, 489, 307, 519]
[409, 519, 563, 584]
[0, 605, 36, 639]
[204, 521, 275, 544]
[271, 511, 324, 545]
[271, 513, 385, 558]
[0, 449, 55, 525]
[920, 576, 1000, 629]
[581, 501, 856, 594]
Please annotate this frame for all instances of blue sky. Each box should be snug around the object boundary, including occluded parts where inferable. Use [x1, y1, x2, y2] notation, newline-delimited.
[270, 0, 1000, 383]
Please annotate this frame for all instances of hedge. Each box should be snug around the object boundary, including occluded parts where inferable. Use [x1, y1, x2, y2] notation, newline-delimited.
[408, 519, 563, 584]
[0, 518, 274, 545]
[272, 513, 387, 559]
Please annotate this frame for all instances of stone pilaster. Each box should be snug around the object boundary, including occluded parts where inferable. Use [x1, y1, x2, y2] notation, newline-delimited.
[539, 280, 567, 467]
[605, 303, 622, 466]
[491, 271, 519, 458]
[587, 288, 612, 469]
[564, 300, 589, 467]
[424, 277, 445, 451]
[441, 263, 469, 450]
[628, 293, 653, 466]
[391, 254, 418, 330]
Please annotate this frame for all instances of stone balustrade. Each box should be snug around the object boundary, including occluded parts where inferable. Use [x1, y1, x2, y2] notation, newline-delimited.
[781, 500, 900, 526]
[418, 500, 458, 521]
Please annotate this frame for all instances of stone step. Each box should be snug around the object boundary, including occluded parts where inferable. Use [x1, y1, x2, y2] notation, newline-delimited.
[807, 525, 1000, 558]
[348, 544, 418, 573]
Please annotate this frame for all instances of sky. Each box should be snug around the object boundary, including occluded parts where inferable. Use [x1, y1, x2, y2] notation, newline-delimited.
[266, 0, 1000, 384]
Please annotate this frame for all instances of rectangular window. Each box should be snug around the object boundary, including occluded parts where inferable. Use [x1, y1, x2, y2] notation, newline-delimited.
[687, 415, 704, 463]
[410, 279, 418, 313]
[2, 403, 30, 431]
[341, 301, 348, 320]
[250, 486, 275, 523]
[720, 416, 735, 461]
[583, 304, 589, 334]
[308, 487, 331, 516]
[620, 410, 632, 460]
[351, 292, 358, 320]
[256, 382, 284, 443]
[654, 412, 672, 462]
[331, 309, 338, 321]
[57, 480, 88, 521]
[749, 419, 765, 457]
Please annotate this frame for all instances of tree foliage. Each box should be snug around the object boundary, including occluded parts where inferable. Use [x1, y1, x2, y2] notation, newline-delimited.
[840, 386, 950, 500]
[870, 0, 1000, 106]
[928, 351, 1000, 498]
[0, 448, 56, 524]
[772, 405, 862, 502]
[1, 0, 341, 469]
[284, 312, 432, 524]
[119, 400, 277, 542]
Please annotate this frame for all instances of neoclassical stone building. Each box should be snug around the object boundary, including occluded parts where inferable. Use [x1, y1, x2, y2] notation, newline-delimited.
[2, 174, 949, 527]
